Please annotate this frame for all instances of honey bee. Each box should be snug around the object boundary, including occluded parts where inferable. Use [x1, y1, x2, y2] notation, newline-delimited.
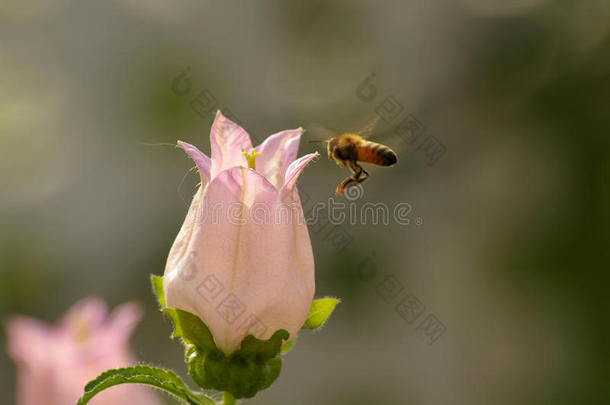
[327, 133, 398, 195]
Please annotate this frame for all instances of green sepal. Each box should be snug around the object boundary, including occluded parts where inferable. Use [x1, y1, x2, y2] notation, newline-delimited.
[151, 274, 166, 307]
[302, 297, 340, 330]
[186, 330, 287, 399]
[163, 307, 217, 352]
[151, 274, 289, 399]
[77, 365, 215, 405]
[281, 338, 295, 353]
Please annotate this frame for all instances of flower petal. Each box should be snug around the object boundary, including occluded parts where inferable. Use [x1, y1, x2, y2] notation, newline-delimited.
[177, 141, 211, 186]
[106, 302, 143, 343]
[210, 110, 252, 178]
[6, 316, 53, 365]
[60, 296, 108, 330]
[254, 128, 302, 188]
[281, 152, 319, 194]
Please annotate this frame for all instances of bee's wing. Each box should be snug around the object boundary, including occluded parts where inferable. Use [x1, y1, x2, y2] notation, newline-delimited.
[305, 122, 337, 145]
[353, 115, 381, 139]
[357, 115, 406, 145]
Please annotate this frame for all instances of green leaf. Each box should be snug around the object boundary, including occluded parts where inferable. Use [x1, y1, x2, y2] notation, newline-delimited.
[77, 365, 215, 405]
[302, 297, 340, 330]
[151, 275, 166, 307]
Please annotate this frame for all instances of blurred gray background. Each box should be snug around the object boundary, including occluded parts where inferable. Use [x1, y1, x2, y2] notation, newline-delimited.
[1, 0, 609, 404]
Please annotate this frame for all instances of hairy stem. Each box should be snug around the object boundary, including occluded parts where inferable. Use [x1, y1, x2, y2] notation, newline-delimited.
[222, 392, 236, 405]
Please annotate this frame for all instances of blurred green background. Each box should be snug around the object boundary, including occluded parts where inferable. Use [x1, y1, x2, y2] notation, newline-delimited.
[1, 1, 609, 404]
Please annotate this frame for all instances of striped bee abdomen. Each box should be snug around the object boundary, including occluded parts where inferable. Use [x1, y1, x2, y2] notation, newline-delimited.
[357, 141, 398, 166]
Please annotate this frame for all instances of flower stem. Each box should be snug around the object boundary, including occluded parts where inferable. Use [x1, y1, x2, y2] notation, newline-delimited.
[222, 392, 236, 405]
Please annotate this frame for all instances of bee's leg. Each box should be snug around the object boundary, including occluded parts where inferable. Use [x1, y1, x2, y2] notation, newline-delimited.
[349, 161, 369, 182]
[347, 160, 361, 177]
[359, 167, 369, 182]
[335, 176, 359, 195]
[337, 160, 367, 195]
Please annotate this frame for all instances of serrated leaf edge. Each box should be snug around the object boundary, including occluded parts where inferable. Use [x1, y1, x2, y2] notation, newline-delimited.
[77, 365, 215, 405]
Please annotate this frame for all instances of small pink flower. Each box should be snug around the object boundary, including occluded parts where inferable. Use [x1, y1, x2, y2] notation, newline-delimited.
[163, 111, 318, 355]
[6, 297, 163, 405]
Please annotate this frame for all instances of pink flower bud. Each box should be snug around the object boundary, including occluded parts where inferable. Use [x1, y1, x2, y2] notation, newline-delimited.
[163, 111, 317, 355]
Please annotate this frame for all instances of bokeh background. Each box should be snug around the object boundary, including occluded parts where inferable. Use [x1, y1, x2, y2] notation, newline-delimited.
[1, 1, 609, 404]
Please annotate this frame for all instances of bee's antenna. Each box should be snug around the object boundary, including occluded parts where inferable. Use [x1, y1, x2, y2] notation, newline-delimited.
[308, 139, 329, 144]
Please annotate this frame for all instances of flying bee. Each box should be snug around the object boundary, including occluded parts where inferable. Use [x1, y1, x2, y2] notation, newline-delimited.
[327, 133, 398, 195]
